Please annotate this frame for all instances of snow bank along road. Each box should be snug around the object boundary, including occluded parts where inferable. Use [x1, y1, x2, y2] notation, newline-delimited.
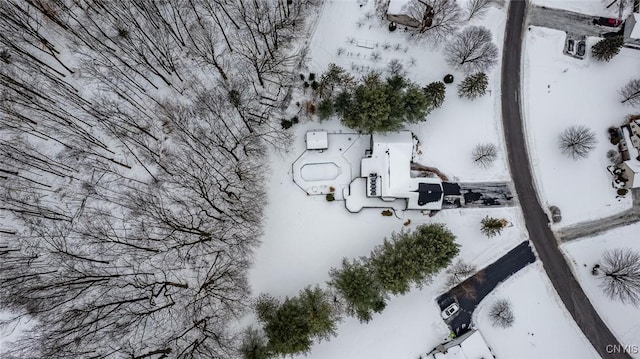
[501, 1, 631, 358]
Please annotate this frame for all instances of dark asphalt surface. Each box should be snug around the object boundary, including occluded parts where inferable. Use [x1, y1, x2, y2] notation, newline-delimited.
[501, 1, 631, 358]
[437, 241, 536, 336]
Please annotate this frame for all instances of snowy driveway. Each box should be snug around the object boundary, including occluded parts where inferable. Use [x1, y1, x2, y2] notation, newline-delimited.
[529, 5, 621, 37]
[436, 241, 536, 336]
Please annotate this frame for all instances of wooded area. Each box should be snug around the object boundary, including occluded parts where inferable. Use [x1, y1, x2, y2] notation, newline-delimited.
[0, 0, 317, 357]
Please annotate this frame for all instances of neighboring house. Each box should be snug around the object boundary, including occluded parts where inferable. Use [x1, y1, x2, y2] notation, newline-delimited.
[386, 0, 421, 28]
[424, 329, 496, 359]
[623, 13, 640, 48]
[618, 122, 640, 188]
[351, 131, 444, 210]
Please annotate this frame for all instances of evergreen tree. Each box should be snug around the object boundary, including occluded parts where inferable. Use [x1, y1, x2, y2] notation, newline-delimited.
[424, 81, 446, 108]
[317, 98, 335, 120]
[340, 72, 433, 133]
[480, 216, 507, 238]
[369, 224, 459, 295]
[328, 258, 387, 323]
[333, 90, 352, 114]
[458, 72, 488, 100]
[592, 36, 624, 62]
[318, 63, 354, 98]
[255, 287, 338, 355]
[240, 327, 273, 359]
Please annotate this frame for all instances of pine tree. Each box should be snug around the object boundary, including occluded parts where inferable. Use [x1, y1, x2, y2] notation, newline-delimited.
[240, 327, 273, 359]
[369, 224, 459, 295]
[340, 71, 433, 133]
[317, 98, 335, 120]
[458, 72, 488, 100]
[480, 216, 507, 238]
[424, 81, 446, 108]
[328, 258, 387, 323]
[255, 287, 338, 355]
[592, 36, 624, 62]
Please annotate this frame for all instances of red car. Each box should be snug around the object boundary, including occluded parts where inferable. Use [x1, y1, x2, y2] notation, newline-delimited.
[593, 17, 623, 27]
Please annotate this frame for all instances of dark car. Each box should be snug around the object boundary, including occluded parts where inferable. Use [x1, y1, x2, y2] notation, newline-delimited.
[576, 40, 586, 57]
[593, 17, 623, 27]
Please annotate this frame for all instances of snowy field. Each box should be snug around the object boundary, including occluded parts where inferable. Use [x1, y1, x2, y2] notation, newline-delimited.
[562, 224, 640, 357]
[474, 263, 600, 359]
[531, 0, 632, 17]
[250, 118, 529, 358]
[523, 26, 636, 228]
[306, 0, 510, 182]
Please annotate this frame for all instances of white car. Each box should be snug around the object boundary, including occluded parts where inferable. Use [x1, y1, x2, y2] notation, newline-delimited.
[441, 303, 460, 319]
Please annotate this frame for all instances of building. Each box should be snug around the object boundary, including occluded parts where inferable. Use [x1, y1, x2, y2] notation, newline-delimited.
[623, 13, 640, 48]
[424, 330, 496, 359]
[351, 131, 444, 210]
[305, 131, 328, 151]
[386, 0, 421, 28]
[619, 122, 640, 188]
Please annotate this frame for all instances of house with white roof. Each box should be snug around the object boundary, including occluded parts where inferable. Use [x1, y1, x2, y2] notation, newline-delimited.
[424, 330, 496, 359]
[619, 121, 640, 188]
[346, 131, 444, 212]
[386, 0, 421, 28]
[623, 13, 640, 48]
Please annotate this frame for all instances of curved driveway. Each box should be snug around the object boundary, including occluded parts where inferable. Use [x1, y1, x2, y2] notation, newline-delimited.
[501, 1, 631, 358]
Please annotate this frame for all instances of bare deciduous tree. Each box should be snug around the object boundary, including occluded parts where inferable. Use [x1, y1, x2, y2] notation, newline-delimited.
[466, 0, 493, 20]
[446, 260, 477, 287]
[445, 26, 498, 73]
[559, 125, 597, 159]
[489, 298, 514, 328]
[620, 78, 640, 106]
[407, 0, 463, 42]
[599, 249, 640, 306]
[472, 143, 498, 168]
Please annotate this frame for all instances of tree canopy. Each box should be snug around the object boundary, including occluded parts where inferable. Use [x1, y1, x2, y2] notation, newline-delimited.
[369, 224, 460, 295]
[336, 72, 433, 133]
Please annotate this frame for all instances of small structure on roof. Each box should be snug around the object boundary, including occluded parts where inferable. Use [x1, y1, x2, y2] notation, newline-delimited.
[623, 13, 640, 48]
[305, 131, 328, 150]
[424, 330, 496, 359]
[346, 131, 444, 212]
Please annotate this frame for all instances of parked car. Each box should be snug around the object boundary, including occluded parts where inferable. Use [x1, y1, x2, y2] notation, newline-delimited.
[576, 40, 586, 57]
[593, 17, 623, 27]
[566, 39, 575, 54]
[441, 302, 460, 319]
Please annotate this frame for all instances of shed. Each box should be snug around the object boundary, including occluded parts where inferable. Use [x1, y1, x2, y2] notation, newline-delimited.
[623, 13, 640, 48]
[305, 131, 328, 150]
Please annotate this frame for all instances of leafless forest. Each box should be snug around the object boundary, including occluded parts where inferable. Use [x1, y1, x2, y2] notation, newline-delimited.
[0, 0, 317, 357]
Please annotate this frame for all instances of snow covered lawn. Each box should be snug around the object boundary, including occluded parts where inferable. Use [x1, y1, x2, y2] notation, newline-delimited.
[250, 119, 529, 358]
[562, 224, 640, 357]
[474, 263, 600, 359]
[523, 26, 636, 228]
[306, 0, 510, 182]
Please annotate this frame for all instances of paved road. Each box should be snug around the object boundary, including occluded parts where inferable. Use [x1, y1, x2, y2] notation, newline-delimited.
[437, 241, 536, 336]
[502, 1, 631, 358]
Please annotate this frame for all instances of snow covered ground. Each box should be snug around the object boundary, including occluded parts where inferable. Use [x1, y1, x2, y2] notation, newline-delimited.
[562, 224, 640, 357]
[250, 119, 529, 358]
[0, 311, 31, 353]
[531, 0, 632, 18]
[306, 0, 509, 182]
[474, 263, 600, 359]
[523, 26, 636, 228]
